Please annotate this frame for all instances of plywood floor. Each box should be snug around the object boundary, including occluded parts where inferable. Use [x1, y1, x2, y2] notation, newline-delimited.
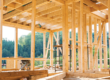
[63, 78, 96, 80]
[64, 78, 81, 80]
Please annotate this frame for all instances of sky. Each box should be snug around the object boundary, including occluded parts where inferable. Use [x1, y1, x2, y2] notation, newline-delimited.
[3, 23, 109, 41]
[3, 26, 31, 41]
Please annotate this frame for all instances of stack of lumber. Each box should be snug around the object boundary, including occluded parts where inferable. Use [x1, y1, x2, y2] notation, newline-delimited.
[0, 70, 48, 80]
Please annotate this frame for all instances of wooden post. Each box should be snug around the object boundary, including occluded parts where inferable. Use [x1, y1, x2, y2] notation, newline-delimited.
[83, 14, 87, 71]
[43, 32, 46, 68]
[94, 18, 98, 70]
[99, 20, 102, 69]
[80, 0, 84, 73]
[57, 32, 59, 66]
[62, 3, 69, 72]
[78, 11, 81, 71]
[103, 22, 108, 69]
[89, 16, 93, 70]
[50, 32, 53, 67]
[72, 0, 76, 72]
[0, 0, 3, 72]
[14, 28, 18, 69]
[31, 0, 36, 70]
[108, 0, 110, 69]
[94, 18, 97, 48]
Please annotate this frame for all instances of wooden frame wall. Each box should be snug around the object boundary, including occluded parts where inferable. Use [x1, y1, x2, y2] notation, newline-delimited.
[0, 0, 110, 73]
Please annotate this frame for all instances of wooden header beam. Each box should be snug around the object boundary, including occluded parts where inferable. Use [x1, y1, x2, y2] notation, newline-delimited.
[2, 58, 47, 61]
[3, 21, 51, 33]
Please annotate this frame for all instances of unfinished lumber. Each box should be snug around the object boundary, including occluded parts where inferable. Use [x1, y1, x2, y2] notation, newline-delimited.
[57, 32, 59, 66]
[99, 20, 102, 69]
[78, 11, 81, 71]
[94, 18, 98, 70]
[0, 0, 3, 72]
[80, 0, 84, 73]
[43, 32, 46, 68]
[50, 32, 53, 66]
[14, 28, 18, 69]
[89, 16, 93, 70]
[72, 0, 76, 72]
[83, 14, 87, 71]
[31, 0, 36, 70]
[108, 0, 110, 69]
[0, 70, 48, 80]
[62, 2, 69, 72]
[103, 22, 108, 69]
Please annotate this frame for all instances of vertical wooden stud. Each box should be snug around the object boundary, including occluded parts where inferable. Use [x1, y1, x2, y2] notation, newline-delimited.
[94, 18, 98, 70]
[80, 0, 84, 73]
[31, 0, 36, 70]
[78, 11, 81, 71]
[99, 20, 102, 69]
[72, 0, 76, 72]
[108, 0, 110, 69]
[14, 28, 18, 69]
[103, 22, 108, 69]
[0, 0, 3, 72]
[50, 32, 53, 66]
[83, 14, 87, 71]
[62, 3, 69, 72]
[57, 32, 59, 66]
[43, 32, 46, 68]
[89, 16, 93, 70]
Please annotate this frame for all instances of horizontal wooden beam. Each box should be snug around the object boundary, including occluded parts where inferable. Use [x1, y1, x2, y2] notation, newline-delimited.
[51, 0, 64, 5]
[2, 58, 49, 61]
[97, 0, 108, 7]
[3, 21, 51, 32]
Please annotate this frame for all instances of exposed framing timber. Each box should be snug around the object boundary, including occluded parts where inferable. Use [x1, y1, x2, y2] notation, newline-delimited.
[0, 0, 3, 72]
[31, 0, 36, 70]
[103, 22, 108, 69]
[57, 32, 59, 66]
[46, 35, 50, 58]
[53, 33, 62, 53]
[93, 21, 105, 69]
[14, 28, 18, 69]
[62, 2, 69, 72]
[99, 20, 102, 69]
[108, 0, 110, 69]
[78, 11, 81, 71]
[94, 18, 98, 70]
[80, 0, 84, 73]
[89, 16, 93, 70]
[71, 0, 76, 72]
[50, 32, 53, 66]
[3, 21, 51, 32]
[83, 14, 87, 71]
[43, 32, 46, 68]
[3, 0, 51, 20]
